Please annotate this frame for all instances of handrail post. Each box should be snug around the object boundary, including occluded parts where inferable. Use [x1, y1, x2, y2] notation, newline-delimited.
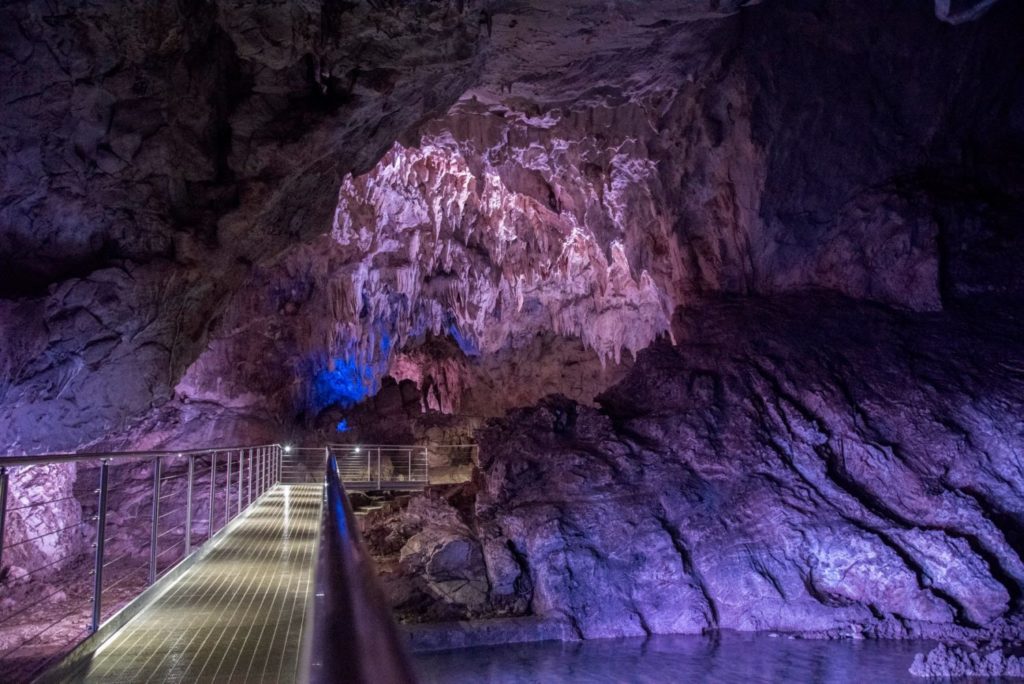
[366, 448, 371, 483]
[237, 450, 243, 514]
[0, 466, 8, 572]
[424, 446, 429, 484]
[185, 456, 194, 556]
[408, 448, 412, 482]
[248, 448, 253, 505]
[209, 452, 217, 538]
[226, 452, 232, 526]
[148, 456, 161, 584]
[377, 447, 382, 489]
[91, 459, 109, 632]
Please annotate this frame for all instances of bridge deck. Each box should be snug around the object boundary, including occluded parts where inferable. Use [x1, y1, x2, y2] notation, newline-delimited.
[68, 485, 322, 683]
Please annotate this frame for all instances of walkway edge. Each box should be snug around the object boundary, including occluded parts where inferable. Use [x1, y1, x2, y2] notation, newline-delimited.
[33, 488, 281, 684]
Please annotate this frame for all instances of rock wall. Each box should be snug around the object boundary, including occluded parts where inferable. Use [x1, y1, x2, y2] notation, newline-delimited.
[173, 0, 1023, 438]
[740, 0, 1024, 306]
[0, 0, 1021, 666]
[3, 1, 1020, 452]
[0, 0, 488, 453]
[366, 293, 1024, 639]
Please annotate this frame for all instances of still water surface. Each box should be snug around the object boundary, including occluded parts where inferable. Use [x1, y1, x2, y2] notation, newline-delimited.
[414, 633, 954, 683]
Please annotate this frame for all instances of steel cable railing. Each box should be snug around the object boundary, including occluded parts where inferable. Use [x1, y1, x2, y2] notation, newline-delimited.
[284, 443, 477, 489]
[0, 443, 284, 682]
[300, 450, 417, 684]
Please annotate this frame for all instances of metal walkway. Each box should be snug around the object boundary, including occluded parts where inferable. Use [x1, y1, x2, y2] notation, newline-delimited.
[2, 443, 429, 683]
[67, 484, 322, 683]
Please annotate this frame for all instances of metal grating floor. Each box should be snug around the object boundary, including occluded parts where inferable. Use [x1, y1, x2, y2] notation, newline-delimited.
[68, 485, 322, 683]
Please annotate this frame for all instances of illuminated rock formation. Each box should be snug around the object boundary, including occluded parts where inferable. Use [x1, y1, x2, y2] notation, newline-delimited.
[366, 293, 1024, 640]
[0, 0, 1022, 659]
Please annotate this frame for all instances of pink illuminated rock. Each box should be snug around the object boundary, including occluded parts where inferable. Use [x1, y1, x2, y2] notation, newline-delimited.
[364, 293, 1024, 641]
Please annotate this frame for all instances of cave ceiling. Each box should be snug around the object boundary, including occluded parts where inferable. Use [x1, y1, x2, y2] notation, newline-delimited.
[0, 0, 1020, 451]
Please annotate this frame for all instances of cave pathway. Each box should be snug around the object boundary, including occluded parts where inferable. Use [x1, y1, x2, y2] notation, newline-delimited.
[65, 484, 322, 683]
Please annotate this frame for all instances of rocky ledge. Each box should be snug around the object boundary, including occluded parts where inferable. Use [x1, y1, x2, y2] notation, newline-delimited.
[910, 642, 1024, 678]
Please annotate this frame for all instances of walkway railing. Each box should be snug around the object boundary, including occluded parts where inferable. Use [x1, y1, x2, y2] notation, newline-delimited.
[281, 444, 477, 489]
[0, 443, 283, 681]
[300, 451, 416, 684]
[332, 444, 429, 489]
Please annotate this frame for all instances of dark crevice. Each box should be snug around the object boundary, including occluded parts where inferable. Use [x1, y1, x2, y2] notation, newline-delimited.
[654, 512, 719, 629]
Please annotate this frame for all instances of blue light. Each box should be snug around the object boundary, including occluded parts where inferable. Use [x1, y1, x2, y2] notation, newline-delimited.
[309, 325, 396, 413]
[312, 356, 377, 411]
[448, 322, 479, 356]
[336, 419, 349, 432]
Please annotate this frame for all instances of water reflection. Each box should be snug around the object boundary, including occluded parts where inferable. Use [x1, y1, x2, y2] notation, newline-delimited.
[413, 632, 942, 683]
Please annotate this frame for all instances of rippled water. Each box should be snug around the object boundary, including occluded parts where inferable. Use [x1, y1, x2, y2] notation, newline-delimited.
[413, 633, 945, 684]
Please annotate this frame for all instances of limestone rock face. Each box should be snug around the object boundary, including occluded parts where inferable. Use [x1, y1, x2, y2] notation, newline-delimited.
[173, 0, 1023, 442]
[366, 293, 1024, 639]
[364, 485, 508, 622]
[910, 642, 1024, 678]
[0, 0, 487, 453]
[2, 1, 1022, 453]
[1, 0, 1023, 665]
[2, 464, 84, 579]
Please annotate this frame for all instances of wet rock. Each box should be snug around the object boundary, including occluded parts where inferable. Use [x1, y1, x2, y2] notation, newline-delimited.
[403, 616, 579, 653]
[910, 642, 1024, 678]
[400, 527, 489, 610]
[476, 294, 1024, 638]
[363, 483, 518, 622]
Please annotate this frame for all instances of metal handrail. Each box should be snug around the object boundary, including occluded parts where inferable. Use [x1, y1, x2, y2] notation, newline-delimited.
[281, 444, 440, 489]
[300, 451, 417, 684]
[326, 443, 477, 450]
[0, 442, 285, 679]
[0, 443, 279, 467]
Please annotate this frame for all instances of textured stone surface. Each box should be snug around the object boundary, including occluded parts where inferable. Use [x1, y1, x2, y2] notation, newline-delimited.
[0, 0, 1022, 675]
[365, 293, 1024, 640]
[2, 464, 84, 577]
[0, 0, 487, 453]
[168, 0, 1024, 443]
[1, 1, 1020, 453]
[910, 642, 1024, 678]
[364, 483, 507, 622]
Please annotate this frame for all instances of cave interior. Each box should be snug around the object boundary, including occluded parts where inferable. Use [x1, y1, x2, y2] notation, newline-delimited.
[1, 0, 1024, 681]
